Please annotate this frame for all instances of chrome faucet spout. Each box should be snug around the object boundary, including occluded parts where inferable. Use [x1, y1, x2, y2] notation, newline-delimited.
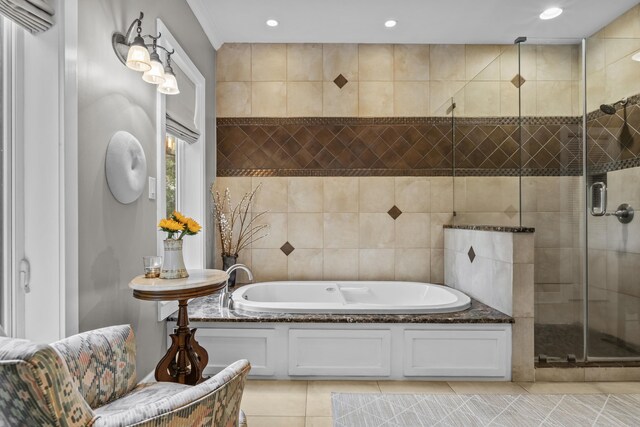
[221, 263, 254, 310]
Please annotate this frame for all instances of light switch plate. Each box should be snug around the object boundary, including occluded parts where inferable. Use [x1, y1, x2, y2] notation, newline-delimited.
[148, 177, 157, 200]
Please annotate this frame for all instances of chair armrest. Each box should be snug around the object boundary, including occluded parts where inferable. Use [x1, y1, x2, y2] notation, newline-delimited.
[93, 359, 251, 427]
[51, 325, 137, 409]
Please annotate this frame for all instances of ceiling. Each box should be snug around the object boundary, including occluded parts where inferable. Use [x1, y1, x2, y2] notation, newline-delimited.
[186, 0, 638, 49]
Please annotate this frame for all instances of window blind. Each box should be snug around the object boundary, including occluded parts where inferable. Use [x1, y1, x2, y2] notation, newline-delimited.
[166, 62, 200, 144]
[0, 0, 54, 33]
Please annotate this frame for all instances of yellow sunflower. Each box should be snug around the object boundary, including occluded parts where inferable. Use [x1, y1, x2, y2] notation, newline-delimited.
[159, 218, 184, 232]
[172, 210, 188, 224]
[186, 218, 202, 234]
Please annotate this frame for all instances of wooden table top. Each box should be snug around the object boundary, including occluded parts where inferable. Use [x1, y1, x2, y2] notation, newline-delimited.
[129, 269, 229, 301]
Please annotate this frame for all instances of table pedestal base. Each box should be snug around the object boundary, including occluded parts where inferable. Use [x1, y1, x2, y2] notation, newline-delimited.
[155, 299, 208, 385]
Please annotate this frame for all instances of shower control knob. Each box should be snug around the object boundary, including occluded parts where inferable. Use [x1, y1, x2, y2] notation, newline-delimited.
[606, 203, 634, 224]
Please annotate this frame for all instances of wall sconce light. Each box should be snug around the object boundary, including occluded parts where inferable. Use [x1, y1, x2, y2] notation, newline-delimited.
[112, 12, 180, 94]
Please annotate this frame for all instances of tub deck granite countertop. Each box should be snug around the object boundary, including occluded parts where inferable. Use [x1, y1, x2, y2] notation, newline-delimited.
[169, 292, 513, 324]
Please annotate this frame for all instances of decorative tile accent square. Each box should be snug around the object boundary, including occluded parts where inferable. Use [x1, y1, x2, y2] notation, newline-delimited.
[333, 73, 348, 89]
[468, 246, 476, 263]
[511, 73, 526, 88]
[504, 204, 518, 219]
[332, 393, 640, 427]
[387, 205, 403, 220]
[280, 241, 295, 256]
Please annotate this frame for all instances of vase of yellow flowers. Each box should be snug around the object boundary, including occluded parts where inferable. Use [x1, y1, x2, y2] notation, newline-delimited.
[158, 211, 202, 279]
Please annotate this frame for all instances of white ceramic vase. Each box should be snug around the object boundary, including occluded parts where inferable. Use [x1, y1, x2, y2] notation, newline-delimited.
[160, 238, 188, 279]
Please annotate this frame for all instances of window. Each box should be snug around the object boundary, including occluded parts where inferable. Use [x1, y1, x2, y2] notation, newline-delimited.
[165, 133, 177, 217]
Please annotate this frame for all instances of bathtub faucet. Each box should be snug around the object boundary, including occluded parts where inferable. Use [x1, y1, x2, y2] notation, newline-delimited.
[221, 264, 254, 310]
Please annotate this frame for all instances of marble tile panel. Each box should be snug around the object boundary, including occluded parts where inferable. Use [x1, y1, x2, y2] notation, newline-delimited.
[324, 213, 359, 249]
[216, 43, 251, 82]
[359, 178, 395, 213]
[322, 81, 358, 116]
[288, 213, 323, 249]
[358, 82, 394, 116]
[322, 44, 359, 81]
[286, 82, 323, 117]
[395, 213, 430, 248]
[251, 249, 288, 282]
[323, 177, 359, 213]
[288, 177, 323, 212]
[288, 249, 323, 280]
[287, 43, 323, 81]
[252, 44, 287, 81]
[216, 82, 251, 117]
[394, 249, 431, 282]
[252, 82, 287, 116]
[393, 82, 429, 116]
[359, 213, 395, 249]
[394, 44, 430, 81]
[323, 249, 359, 280]
[359, 44, 393, 81]
[359, 249, 395, 280]
[253, 178, 288, 213]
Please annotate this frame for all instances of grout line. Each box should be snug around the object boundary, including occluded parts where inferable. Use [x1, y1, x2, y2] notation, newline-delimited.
[590, 394, 610, 427]
[304, 380, 309, 417]
[538, 394, 566, 425]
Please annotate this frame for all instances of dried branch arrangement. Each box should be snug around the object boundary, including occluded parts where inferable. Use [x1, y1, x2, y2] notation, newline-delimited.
[212, 183, 269, 256]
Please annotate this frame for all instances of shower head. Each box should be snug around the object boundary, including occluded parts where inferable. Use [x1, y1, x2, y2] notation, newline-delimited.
[600, 98, 628, 115]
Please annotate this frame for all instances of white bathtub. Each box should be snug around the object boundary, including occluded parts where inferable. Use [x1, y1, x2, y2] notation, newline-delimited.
[231, 281, 471, 314]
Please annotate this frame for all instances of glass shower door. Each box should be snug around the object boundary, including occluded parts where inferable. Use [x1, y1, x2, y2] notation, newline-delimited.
[585, 33, 640, 360]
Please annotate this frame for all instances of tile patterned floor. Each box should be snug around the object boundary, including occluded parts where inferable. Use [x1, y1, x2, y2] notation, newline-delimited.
[332, 393, 640, 427]
[241, 380, 640, 427]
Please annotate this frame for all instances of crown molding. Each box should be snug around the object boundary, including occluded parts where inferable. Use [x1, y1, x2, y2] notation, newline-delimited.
[186, 0, 223, 50]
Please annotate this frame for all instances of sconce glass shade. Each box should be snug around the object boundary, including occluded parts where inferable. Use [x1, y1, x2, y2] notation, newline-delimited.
[632, 51, 640, 62]
[126, 35, 151, 72]
[158, 69, 180, 95]
[142, 52, 166, 85]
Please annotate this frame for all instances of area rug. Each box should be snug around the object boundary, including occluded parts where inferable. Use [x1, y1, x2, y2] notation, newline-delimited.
[331, 393, 640, 426]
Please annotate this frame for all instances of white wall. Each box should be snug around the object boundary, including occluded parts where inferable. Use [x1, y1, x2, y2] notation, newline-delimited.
[77, 0, 216, 373]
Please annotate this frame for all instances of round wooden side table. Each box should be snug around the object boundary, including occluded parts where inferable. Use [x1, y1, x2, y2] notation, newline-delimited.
[129, 269, 228, 385]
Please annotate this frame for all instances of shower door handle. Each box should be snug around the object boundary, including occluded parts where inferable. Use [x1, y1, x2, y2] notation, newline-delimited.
[589, 182, 607, 216]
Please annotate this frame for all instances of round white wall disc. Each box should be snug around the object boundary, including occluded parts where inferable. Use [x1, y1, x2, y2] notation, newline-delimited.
[105, 131, 147, 204]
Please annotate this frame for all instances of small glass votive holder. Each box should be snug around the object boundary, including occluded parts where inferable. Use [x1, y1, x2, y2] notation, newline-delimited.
[143, 256, 162, 278]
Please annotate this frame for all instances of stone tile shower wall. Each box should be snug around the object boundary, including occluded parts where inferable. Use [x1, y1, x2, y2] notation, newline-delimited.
[215, 42, 585, 285]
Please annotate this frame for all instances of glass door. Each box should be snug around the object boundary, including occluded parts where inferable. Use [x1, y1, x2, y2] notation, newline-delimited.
[585, 32, 640, 360]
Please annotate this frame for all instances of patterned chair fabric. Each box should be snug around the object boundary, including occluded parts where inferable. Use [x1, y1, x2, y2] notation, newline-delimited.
[51, 325, 138, 409]
[0, 337, 95, 427]
[0, 325, 250, 427]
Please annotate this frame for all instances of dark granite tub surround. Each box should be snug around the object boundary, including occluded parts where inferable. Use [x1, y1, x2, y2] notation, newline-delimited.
[171, 292, 513, 324]
[443, 224, 535, 233]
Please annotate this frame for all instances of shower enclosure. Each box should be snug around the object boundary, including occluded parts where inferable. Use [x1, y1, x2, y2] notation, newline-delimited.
[436, 28, 640, 363]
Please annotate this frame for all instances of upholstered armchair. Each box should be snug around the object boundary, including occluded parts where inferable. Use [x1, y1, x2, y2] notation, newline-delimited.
[0, 325, 250, 426]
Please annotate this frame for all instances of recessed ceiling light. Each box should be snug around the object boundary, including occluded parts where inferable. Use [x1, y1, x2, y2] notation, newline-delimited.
[266, 19, 279, 27]
[384, 20, 397, 28]
[539, 7, 563, 20]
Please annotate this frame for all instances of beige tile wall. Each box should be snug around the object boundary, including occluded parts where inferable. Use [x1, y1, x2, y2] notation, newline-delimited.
[213, 176, 453, 283]
[453, 175, 585, 329]
[586, 4, 640, 113]
[216, 43, 580, 118]
[522, 176, 584, 327]
[588, 166, 640, 348]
